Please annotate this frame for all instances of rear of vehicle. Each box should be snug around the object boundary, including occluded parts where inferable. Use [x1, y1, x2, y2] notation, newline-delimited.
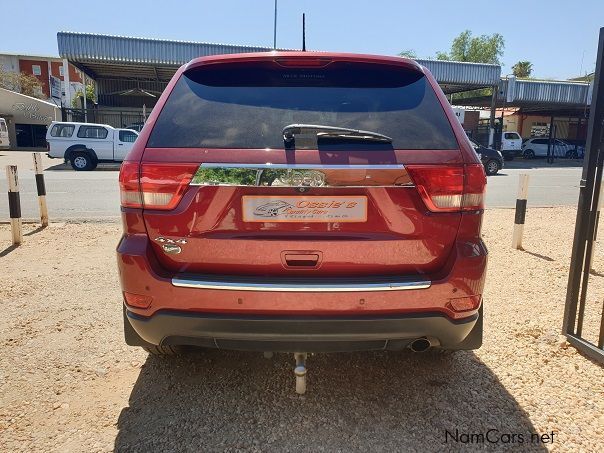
[501, 132, 522, 160]
[470, 140, 503, 175]
[117, 53, 487, 354]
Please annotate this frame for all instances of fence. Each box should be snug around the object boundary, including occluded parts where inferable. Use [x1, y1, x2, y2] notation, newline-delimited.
[61, 108, 146, 130]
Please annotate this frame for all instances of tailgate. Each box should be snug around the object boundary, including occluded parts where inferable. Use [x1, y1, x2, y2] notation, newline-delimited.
[140, 150, 461, 277]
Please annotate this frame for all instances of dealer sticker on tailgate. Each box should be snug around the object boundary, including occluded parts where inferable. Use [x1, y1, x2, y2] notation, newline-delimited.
[242, 196, 367, 222]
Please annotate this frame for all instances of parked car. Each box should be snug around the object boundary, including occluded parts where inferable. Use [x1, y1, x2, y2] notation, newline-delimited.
[0, 117, 9, 149]
[46, 121, 139, 170]
[118, 52, 487, 358]
[522, 138, 572, 159]
[470, 140, 504, 175]
[560, 140, 584, 159]
[500, 131, 522, 160]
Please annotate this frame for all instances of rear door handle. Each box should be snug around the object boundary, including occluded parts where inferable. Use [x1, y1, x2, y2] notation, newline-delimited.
[281, 251, 322, 269]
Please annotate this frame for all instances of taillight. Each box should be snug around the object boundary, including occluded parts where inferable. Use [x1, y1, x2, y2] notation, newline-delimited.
[407, 164, 486, 212]
[119, 161, 199, 210]
[462, 164, 487, 210]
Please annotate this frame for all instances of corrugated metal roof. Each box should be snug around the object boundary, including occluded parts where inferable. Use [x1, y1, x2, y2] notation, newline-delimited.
[57, 31, 278, 66]
[416, 59, 501, 87]
[499, 78, 590, 105]
[58, 32, 592, 108]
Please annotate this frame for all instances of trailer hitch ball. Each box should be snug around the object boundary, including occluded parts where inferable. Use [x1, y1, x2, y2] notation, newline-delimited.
[295, 366, 307, 394]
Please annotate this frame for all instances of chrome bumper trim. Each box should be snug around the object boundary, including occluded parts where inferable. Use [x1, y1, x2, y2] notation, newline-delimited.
[171, 276, 431, 292]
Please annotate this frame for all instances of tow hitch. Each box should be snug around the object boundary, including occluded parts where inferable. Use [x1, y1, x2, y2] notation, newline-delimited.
[294, 352, 308, 395]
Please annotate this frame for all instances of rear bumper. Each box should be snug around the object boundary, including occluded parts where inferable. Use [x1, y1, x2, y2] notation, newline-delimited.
[125, 308, 479, 352]
[117, 211, 487, 352]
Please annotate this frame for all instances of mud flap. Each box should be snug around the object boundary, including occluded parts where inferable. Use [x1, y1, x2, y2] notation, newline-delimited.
[123, 306, 154, 347]
[445, 304, 483, 350]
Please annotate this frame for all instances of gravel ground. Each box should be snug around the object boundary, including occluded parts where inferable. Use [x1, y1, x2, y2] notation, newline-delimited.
[0, 208, 603, 452]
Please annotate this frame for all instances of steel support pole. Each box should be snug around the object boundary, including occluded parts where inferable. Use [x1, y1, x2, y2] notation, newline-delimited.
[488, 86, 497, 147]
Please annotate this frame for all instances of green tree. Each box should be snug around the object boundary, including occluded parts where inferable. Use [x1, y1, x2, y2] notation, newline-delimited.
[0, 68, 45, 98]
[436, 30, 505, 64]
[398, 49, 417, 59]
[72, 83, 96, 107]
[512, 61, 533, 78]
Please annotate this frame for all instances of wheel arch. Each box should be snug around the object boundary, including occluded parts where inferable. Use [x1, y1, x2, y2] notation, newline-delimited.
[65, 145, 98, 163]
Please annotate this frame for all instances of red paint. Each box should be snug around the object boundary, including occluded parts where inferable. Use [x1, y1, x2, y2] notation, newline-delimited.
[117, 52, 487, 324]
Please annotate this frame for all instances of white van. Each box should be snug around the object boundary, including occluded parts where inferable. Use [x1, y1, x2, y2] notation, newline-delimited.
[501, 131, 522, 160]
[0, 118, 10, 149]
[46, 121, 138, 170]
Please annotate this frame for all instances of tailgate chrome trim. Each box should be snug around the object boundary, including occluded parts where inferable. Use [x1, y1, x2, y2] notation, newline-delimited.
[190, 163, 413, 188]
[171, 276, 431, 292]
[195, 163, 406, 169]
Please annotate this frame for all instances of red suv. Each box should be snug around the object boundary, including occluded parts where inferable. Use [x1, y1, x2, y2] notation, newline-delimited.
[117, 52, 487, 356]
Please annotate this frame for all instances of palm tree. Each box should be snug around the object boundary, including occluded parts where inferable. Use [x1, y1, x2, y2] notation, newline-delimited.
[512, 61, 533, 78]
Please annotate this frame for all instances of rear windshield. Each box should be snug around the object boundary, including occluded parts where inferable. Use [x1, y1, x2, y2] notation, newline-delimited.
[148, 61, 458, 150]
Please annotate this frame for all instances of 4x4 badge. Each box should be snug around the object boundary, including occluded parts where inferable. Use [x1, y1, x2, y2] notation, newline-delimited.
[155, 237, 187, 244]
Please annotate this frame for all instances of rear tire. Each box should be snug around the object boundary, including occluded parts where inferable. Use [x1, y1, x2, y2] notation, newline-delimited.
[485, 160, 500, 175]
[143, 345, 183, 356]
[70, 151, 96, 171]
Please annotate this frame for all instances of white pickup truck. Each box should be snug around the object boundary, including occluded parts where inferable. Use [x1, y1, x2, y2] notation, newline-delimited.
[46, 121, 139, 170]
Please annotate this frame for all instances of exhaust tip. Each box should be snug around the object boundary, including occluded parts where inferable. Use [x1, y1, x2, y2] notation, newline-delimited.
[409, 338, 431, 353]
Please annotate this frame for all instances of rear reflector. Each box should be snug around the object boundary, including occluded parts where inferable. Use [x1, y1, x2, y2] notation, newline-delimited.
[406, 164, 486, 212]
[119, 161, 199, 210]
[123, 292, 153, 309]
[447, 295, 481, 318]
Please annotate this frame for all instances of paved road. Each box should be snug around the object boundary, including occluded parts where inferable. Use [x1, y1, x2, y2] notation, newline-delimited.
[0, 151, 583, 220]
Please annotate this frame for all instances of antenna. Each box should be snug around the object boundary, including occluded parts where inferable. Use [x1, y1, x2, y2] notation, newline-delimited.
[302, 13, 306, 51]
[273, 0, 277, 49]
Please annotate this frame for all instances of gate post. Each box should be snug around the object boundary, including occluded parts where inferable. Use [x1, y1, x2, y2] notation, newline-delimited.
[562, 27, 604, 364]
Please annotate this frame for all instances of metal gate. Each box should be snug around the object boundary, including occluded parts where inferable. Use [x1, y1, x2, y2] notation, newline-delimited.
[61, 108, 146, 130]
[475, 118, 502, 150]
[563, 27, 604, 364]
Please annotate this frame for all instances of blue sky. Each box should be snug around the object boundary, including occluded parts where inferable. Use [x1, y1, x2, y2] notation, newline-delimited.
[1, 0, 601, 79]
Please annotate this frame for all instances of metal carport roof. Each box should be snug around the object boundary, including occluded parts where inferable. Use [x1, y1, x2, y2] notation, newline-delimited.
[57, 32, 503, 92]
[416, 59, 501, 93]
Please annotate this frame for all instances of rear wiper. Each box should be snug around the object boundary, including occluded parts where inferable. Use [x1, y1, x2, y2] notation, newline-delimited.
[282, 124, 392, 144]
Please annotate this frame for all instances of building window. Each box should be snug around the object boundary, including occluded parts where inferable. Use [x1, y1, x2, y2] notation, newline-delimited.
[59, 66, 64, 77]
[32, 65, 42, 76]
